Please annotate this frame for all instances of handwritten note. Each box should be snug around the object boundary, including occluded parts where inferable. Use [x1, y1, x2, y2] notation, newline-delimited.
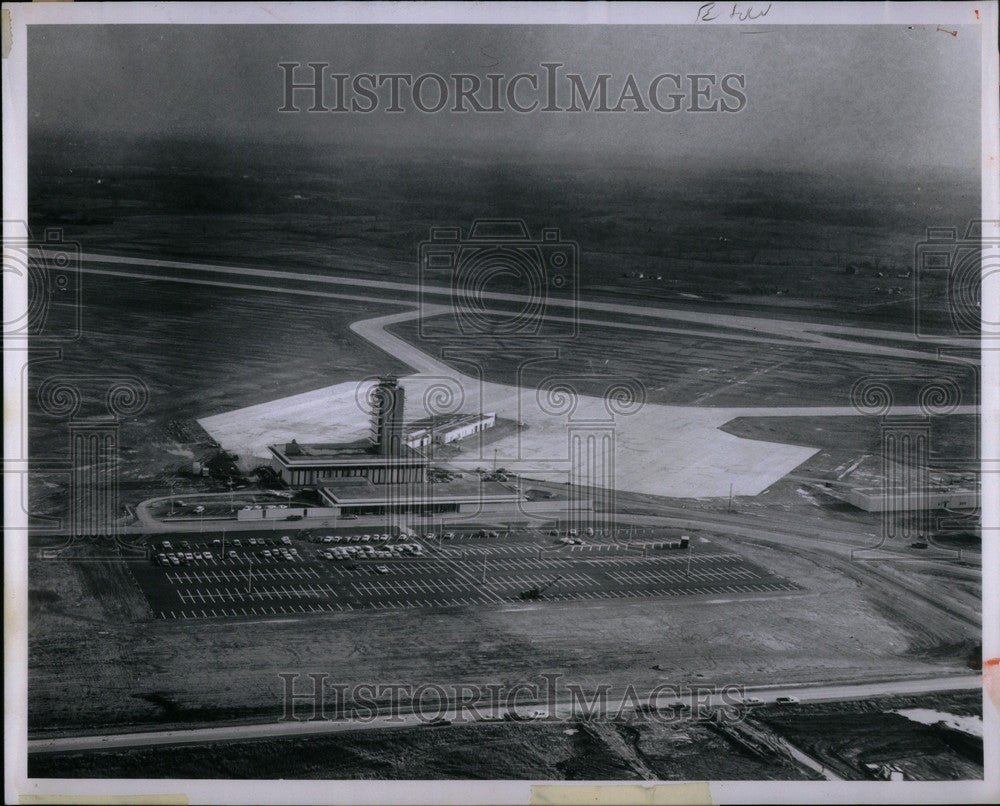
[697, 2, 773, 22]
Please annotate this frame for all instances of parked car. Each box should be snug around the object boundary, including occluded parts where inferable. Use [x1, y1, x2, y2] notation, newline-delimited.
[203, 551, 213, 560]
[375, 565, 390, 574]
[775, 696, 800, 705]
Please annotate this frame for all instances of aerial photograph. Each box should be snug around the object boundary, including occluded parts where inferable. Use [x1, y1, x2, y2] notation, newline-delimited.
[5, 6, 995, 803]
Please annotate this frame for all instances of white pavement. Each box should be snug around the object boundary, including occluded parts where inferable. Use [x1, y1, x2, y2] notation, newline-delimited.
[200, 307, 974, 499]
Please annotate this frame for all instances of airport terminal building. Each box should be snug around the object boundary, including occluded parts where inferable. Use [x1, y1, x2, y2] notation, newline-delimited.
[268, 440, 426, 486]
[267, 376, 524, 519]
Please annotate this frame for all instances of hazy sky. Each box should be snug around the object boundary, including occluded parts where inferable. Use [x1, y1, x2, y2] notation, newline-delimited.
[29, 24, 980, 173]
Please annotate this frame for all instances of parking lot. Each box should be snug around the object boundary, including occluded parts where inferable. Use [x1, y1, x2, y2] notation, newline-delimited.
[131, 526, 801, 620]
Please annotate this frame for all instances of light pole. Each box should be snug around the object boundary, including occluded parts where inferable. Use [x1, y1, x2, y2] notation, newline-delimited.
[169, 482, 176, 517]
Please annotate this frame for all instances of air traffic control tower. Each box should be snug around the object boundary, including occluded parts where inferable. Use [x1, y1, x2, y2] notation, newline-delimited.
[369, 375, 406, 457]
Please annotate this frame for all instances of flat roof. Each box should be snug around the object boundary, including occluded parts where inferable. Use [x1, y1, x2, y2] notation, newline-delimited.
[405, 412, 496, 433]
[320, 477, 521, 505]
[269, 440, 425, 466]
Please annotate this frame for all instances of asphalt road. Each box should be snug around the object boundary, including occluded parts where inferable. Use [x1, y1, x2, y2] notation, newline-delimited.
[27, 674, 979, 755]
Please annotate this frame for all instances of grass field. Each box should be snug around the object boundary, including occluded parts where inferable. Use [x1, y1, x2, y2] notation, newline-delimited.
[30, 134, 979, 332]
[389, 316, 978, 409]
[27, 274, 412, 523]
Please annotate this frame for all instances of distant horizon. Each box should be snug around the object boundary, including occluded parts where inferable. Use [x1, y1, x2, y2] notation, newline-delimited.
[28, 128, 980, 185]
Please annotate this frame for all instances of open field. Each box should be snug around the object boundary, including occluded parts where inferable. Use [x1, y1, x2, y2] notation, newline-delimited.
[389, 316, 978, 409]
[27, 716, 813, 781]
[29, 134, 979, 333]
[26, 273, 412, 523]
[28, 689, 981, 781]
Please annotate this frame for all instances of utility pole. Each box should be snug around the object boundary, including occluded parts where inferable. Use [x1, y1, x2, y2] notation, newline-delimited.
[493, 449, 498, 474]
[169, 482, 176, 516]
[728, 483, 734, 512]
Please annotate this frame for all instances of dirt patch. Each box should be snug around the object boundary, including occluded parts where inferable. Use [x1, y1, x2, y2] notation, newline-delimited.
[755, 690, 983, 781]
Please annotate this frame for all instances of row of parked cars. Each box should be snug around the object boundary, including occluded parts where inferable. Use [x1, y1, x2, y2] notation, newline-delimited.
[319, 543, 424, 562]
[317, 533, 394, 544]
[257, 546, 300, 562]
[155, 550, 214, 566]
[426, 530, 499, 540]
